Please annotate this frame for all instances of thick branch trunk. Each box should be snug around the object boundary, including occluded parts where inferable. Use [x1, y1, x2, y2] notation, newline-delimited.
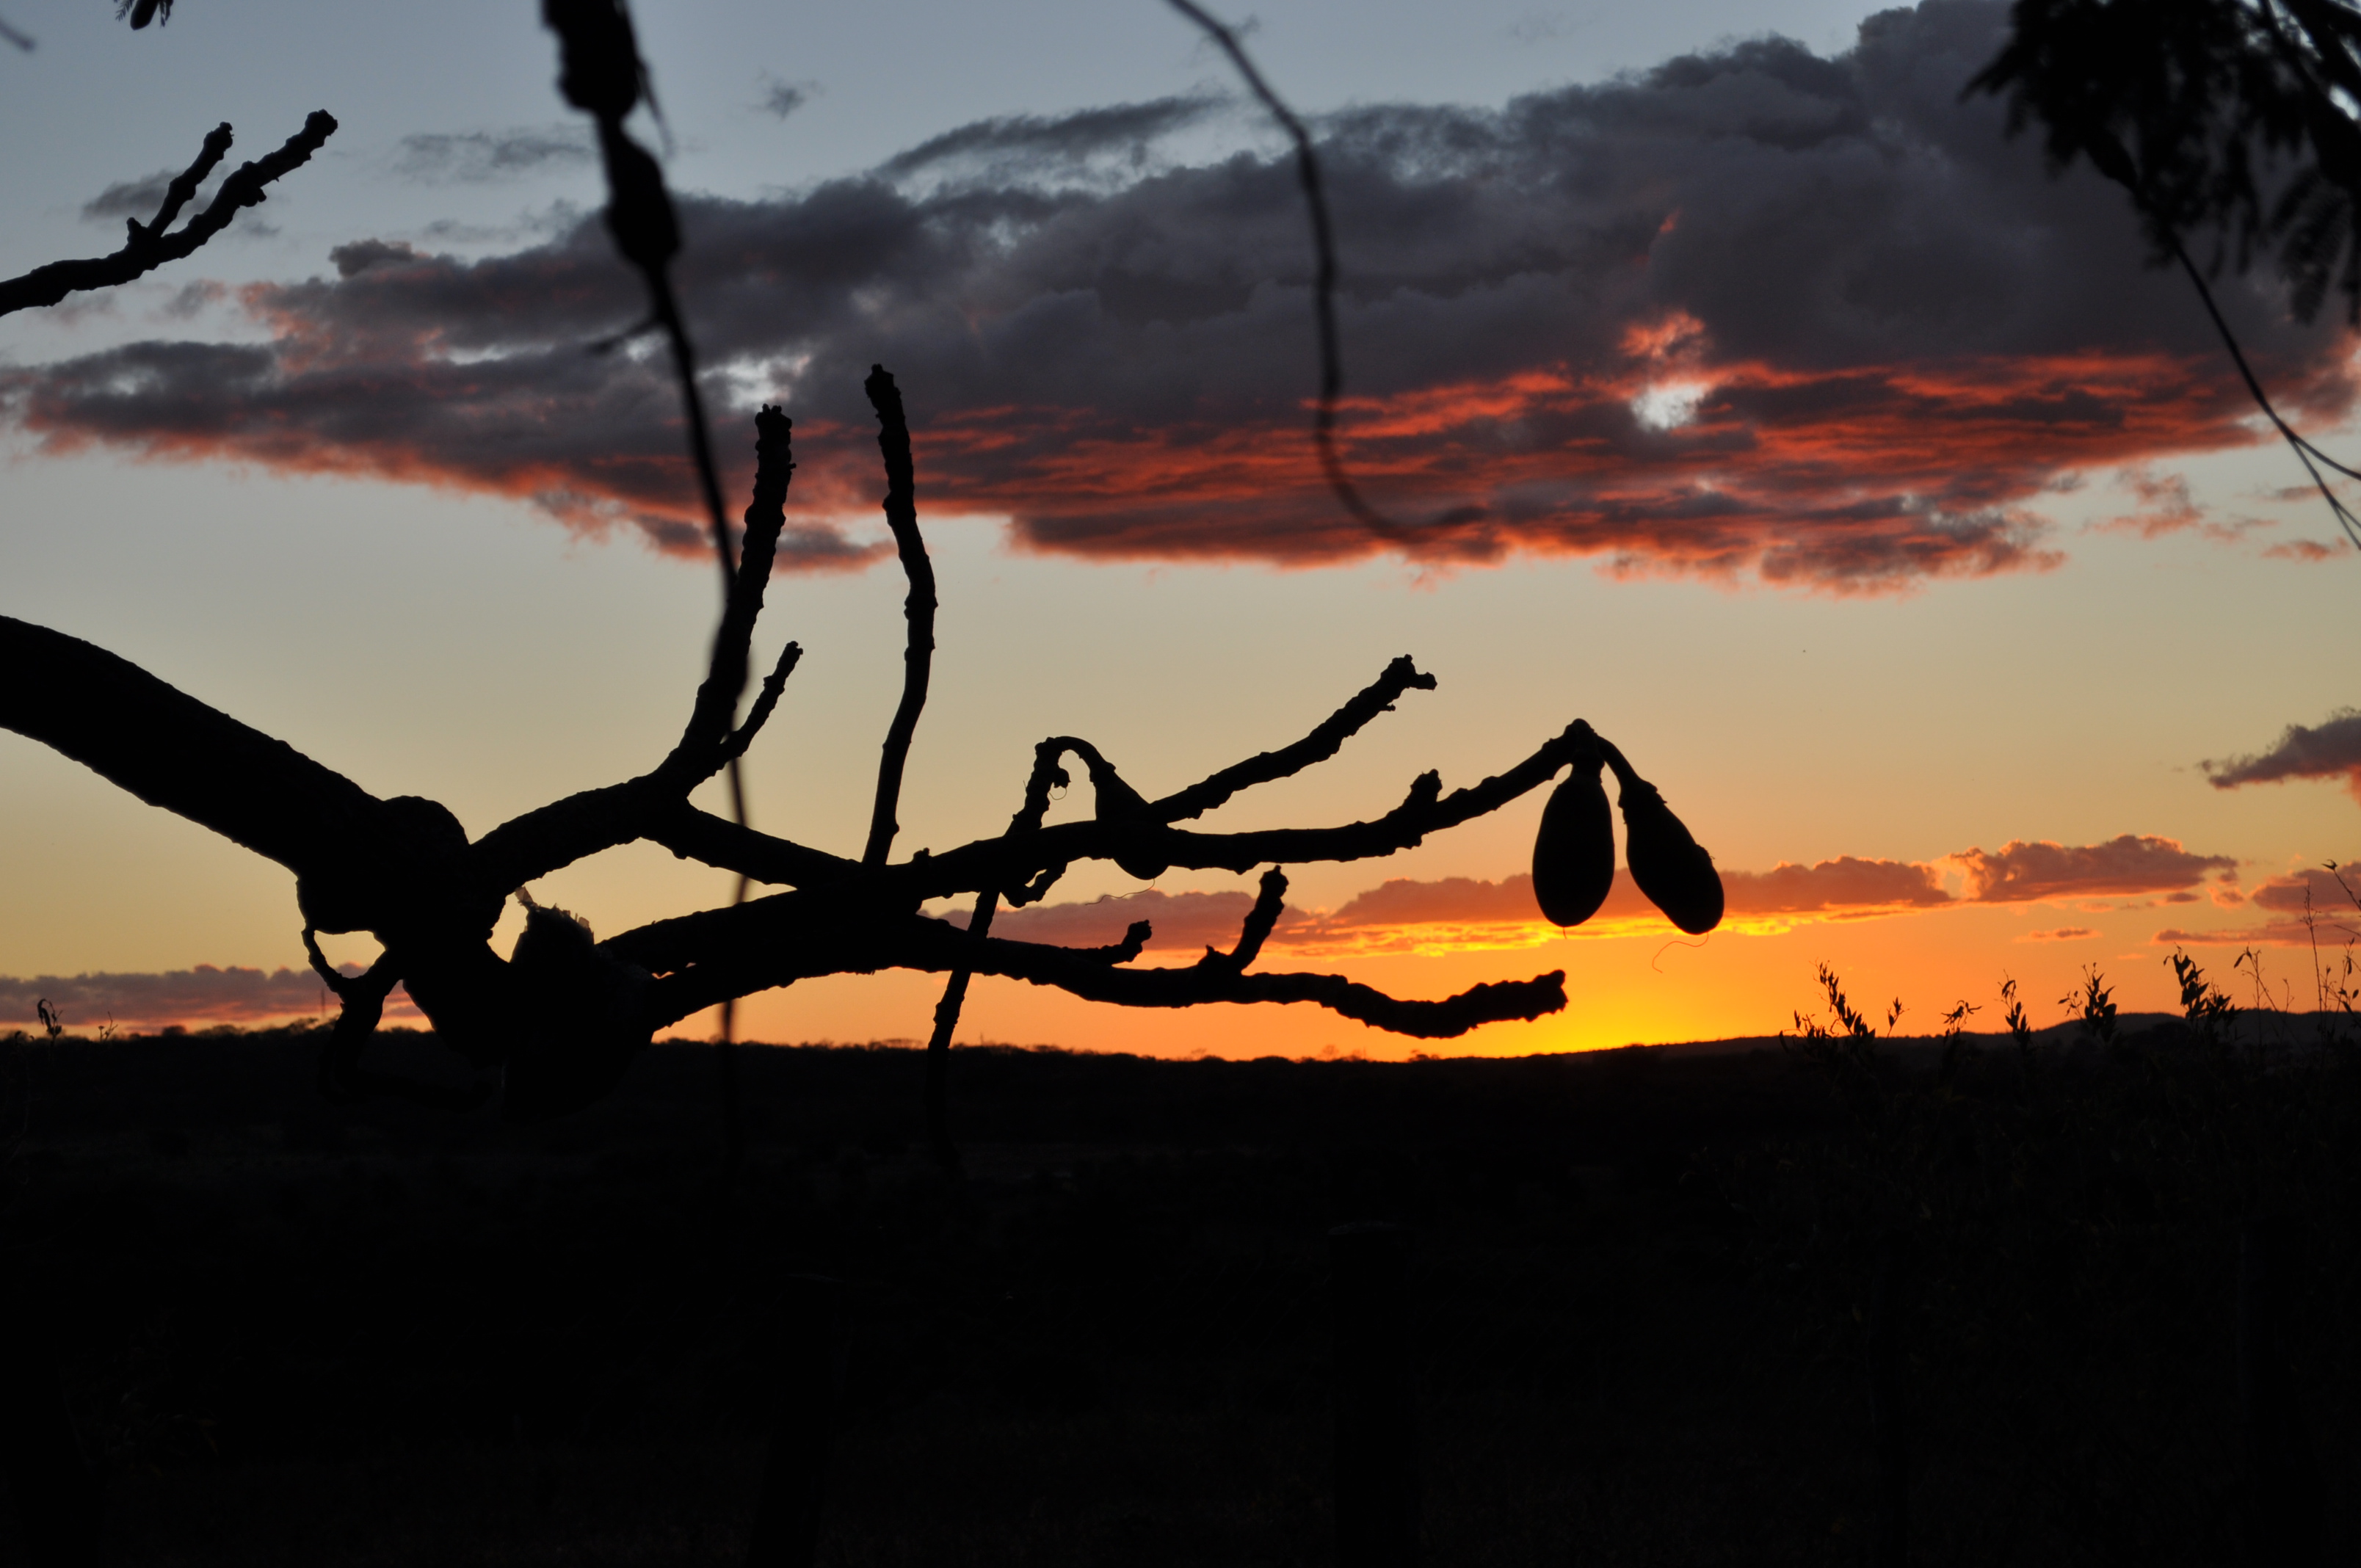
[0, 616, 382, 878]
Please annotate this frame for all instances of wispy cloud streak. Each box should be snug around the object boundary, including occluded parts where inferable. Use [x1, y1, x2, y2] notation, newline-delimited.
[0, 965, 418, 1031]
[937, 835, 2230, 962]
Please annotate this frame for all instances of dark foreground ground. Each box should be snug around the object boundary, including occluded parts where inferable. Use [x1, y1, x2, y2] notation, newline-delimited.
[0, 1017, 2355, 1566]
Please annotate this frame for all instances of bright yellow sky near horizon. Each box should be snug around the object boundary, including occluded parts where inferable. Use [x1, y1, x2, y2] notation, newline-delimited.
[4, 0, 2361, 1060]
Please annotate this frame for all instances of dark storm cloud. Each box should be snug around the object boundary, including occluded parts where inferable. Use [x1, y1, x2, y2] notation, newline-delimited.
[2205, 710, 2361, 800]
[7, 0, 2346, 586]
[393, 127, 594, 184]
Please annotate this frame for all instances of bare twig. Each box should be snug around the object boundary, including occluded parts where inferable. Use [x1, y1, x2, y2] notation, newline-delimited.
[917, 736, 1088, 1169]
[1198, 865, 1288, 974]
[640, 805, 855, 890]
[2076, 129, 2361, 551]
[1161, 0, 1413, 540]
[921, 915, 985, 1171]
[902, 718, 1595, 897]
[642, 714, 1595, 904]
[0, 113, 338, 318]
[1154, 655, 1435, 822]
[720, 640, 804, 764]
[471, 407, 799, 893]
[628, 901, 1565, 1037]
[666, 405, 797, 776]
[861, 366, 936, 865]
[2166, 233, 2361, 548]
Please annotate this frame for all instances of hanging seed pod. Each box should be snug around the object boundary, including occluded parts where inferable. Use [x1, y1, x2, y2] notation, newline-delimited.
[1617, 772, 1723, 934]
[1531, 762, 1615, 927]
[1084, 753, 1168, 882]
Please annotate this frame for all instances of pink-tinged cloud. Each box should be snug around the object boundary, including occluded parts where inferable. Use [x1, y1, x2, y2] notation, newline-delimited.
[2100, 468, 2207, 539]
[1326, 858, 1949, 927]
[2248, 866, 2361, 915]
[2205, 711, 2361, 802]
[945, 843, 2222, 963]
[2153, 865, 2361, 947]
[1299, 860, 1954, 951]
[2095, 467, 2270, 544]
[4, 1, 2351, 590]
[1952, 835, 2236, 903]
[937, 855, 1953, 963]
[2154, 920, 2360, 948]
[1730, 857, 1954, 913]
[2263, 539, 2351, 562]
[0, 965, 419, 1031]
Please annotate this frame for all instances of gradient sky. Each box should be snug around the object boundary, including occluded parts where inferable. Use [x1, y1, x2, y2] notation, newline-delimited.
[5, 0, 2361, 1059]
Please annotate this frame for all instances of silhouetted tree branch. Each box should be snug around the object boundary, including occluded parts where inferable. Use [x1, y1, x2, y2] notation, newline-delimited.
[0, 437, 1642, 1119]
[0, 112, 337, 318]
[0, 4, 1729, 1128]
[860, 365, 935, 868]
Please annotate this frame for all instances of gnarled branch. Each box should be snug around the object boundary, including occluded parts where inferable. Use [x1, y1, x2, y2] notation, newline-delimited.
[627, 902, 1567, 1039]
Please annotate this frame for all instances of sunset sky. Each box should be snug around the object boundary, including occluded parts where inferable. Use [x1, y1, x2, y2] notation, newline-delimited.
[5, 0, 2361, 1059]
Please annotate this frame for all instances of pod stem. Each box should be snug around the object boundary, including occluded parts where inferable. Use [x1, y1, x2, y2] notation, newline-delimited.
[1595, 736, 1658, 805]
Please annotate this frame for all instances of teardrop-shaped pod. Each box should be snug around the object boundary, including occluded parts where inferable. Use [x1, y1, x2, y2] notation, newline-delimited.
[1531, 764, 1615, 926]
[1086, 755, 1168, 881]
[1619, 777, 1723, 934]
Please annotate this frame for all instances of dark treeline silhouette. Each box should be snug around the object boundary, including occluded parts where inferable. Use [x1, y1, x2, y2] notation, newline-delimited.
[0, 1020, 2346, 1561]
